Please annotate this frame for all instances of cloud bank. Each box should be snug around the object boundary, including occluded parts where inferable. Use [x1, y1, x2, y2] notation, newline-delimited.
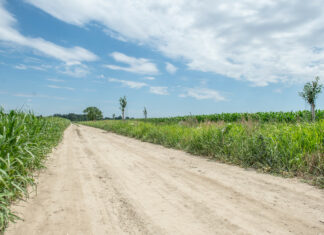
[25, 0, 324, 86]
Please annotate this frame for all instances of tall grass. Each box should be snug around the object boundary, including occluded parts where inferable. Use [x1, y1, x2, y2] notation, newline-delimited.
[0, 109, 70, 231]
[82, 119, 324, 187]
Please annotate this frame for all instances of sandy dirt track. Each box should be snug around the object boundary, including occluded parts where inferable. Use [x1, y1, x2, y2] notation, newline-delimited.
[6, 124, 324, 235]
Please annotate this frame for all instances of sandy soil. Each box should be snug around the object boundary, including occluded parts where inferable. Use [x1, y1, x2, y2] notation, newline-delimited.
[6, 124, 324, 235]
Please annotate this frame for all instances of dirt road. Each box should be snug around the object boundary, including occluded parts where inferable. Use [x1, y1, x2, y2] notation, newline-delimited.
[6, 124, 324, 234]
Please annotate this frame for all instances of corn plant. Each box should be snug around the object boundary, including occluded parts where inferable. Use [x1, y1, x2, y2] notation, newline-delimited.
[136, 110, 323, 124]
[0, 109, 70, 231]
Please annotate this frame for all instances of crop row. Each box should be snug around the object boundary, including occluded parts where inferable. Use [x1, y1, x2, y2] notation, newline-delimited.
[82, 120, 324, 188]
[0, 110, 70, 231]
[137, 110, 324, 124]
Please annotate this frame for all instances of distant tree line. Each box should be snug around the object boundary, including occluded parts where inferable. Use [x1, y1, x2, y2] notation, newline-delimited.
[53, 77, 322, 123]
[53, 113, 135, 122]
[53, 113, 88, 122]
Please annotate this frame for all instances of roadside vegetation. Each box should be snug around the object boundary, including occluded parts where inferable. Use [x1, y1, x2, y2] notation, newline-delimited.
[0, 109, 70, 231]
[82, 115, 323, 188]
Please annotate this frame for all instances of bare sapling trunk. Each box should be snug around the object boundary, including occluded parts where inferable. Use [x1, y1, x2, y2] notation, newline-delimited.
[122, 110, 125, 120]
[311, 103, 315, 121]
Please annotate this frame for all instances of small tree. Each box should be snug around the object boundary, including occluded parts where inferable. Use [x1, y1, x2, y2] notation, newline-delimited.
[83, 106, 103, 121]
[112, 113, 116, 119]
[119, 96, 127, 120]
[143, 107, 147, 119]
[299, 76, 323, 121]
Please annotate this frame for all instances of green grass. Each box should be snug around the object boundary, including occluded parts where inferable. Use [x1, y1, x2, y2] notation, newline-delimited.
[0, 109, 70, 231]
[82, 119, 324, 188]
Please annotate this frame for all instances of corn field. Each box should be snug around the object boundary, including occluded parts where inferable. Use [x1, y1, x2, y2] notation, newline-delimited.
[0, 109, 70, 231]
[137, 110, 324, 124]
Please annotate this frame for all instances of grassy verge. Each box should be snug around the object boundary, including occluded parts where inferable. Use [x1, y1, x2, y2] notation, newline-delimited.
[82, 119, 324, 188]
[0, 110, 70, 231]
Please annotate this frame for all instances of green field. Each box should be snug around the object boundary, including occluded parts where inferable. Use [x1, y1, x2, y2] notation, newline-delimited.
[137, 110, 324, 124]
[0, 110, 70, 231]
[82, 115, 324, 188]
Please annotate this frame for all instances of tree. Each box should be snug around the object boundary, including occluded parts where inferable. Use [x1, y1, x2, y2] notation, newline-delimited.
[119, 96, 127, 120]
[83, 106, 103, 121]
[143, 107, 147, 119]
[112, 113, 116, 120]
[299, 76, 323, 121]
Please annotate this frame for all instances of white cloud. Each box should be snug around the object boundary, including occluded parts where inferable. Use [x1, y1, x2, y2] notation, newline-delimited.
[25, 0, 324, 86]
[46, 78, 64, 82]
[58, 64, 90, 77]
[104, 28, 128, 42]
[143, 76, 155, 80]
[14, 64, 27, 70]
[107, 77, 168, 95]
[165, 62, 177, 74]
[13, 93, 34, 98]
[0, 1, 98, 65]
[149, 86, 169, 95]
[14, 63, 50, 71]
[13, 93, 66, 100]
[104, 52, 158, 75]
[47, 85, 75, 91]
[180, 88, 225, 102]
[108, 78, 147, 89]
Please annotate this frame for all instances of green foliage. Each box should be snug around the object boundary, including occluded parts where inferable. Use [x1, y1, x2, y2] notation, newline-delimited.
[119, 96, 127, 120]
[53, 113, 88, 122]
[299, 76, 323, 106]
[137, 110, 324, 124]
[83, 106, 103, 121]
[0, 110, 70, 231]
[82, 119, 324, 187]
[299, 77, 323, 121]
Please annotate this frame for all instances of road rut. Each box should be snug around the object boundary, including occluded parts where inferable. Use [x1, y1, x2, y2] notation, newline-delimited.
[6, 124, 324, 234]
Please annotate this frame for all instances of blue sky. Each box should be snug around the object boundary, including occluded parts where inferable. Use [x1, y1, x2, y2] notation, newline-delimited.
[0, 0, 323, 118]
